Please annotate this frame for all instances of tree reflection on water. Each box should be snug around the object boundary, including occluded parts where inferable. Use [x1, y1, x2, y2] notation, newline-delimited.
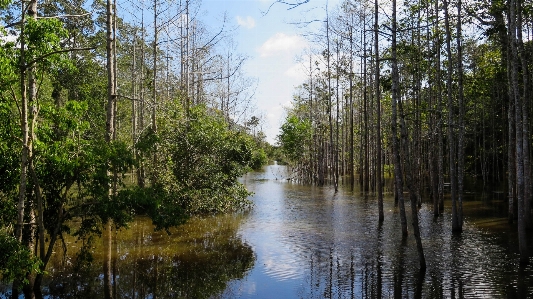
[37, 214, 254, 299]
[2, 165, 533, 298]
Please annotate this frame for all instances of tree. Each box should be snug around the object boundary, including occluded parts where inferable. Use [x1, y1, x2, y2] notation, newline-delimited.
[278, 114, 312, 165]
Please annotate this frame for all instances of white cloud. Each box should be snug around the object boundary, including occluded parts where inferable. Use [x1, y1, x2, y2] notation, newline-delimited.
[284, 63, 307, 81]
[257, 33, 307, 57]
[236, 16, 256, 29]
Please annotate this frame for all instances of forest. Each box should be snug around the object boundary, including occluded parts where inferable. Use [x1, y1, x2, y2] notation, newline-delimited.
[1, 0, 533, 297]
[0, 0, 267, 297]
[276, 0, 533, 272]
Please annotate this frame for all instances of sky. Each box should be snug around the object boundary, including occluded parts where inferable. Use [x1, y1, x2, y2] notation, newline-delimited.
[199, 0, 336, 144]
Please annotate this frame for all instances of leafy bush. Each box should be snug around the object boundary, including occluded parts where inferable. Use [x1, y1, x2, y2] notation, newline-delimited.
[153, 103, 254, 215]
[250, 148, 268, 170]
[0, 233, 42, 284]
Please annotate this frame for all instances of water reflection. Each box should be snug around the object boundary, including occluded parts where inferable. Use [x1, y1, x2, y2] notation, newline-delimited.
[223, 164, 533, 298]
[33, 214, 254, 298]
[2, 164, 533, 298]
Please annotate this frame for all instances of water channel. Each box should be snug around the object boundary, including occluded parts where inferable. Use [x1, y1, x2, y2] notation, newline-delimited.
[2, 164, 533, 298]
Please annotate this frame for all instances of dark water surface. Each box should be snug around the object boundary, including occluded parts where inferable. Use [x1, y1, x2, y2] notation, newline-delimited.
[3, 164, 533, 298]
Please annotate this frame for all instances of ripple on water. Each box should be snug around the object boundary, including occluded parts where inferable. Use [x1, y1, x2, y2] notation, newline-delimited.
[230, 165, 533, 298]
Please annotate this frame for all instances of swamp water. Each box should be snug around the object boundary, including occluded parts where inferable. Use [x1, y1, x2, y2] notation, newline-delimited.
[2, 164, 533, 298]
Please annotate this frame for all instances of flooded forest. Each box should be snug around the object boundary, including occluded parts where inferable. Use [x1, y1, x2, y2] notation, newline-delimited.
[1, 0, 533, 297]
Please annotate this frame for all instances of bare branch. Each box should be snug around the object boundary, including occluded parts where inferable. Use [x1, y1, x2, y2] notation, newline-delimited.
[262, 0, 310, 16]
[24, 46, 96, 68]
[117, 94, 142, 102]
[37, 12, 92, 19]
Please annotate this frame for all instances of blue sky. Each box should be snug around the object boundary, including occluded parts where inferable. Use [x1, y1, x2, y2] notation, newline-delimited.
[199, 0, 335, 144]
[116, 0, 336, 144]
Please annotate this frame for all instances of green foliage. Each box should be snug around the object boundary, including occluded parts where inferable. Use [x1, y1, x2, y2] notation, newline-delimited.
[0, 82, 18, 228]
[155, 103, 253, 215]
[25, 18, 71, 71]
[265, 145, 286, 164]
[115, 185, 188, 231]
[277, 115, 311, 163]
[0, 233, 42, 284]
[0, 38, 17, 90]
[0, 0, 11, 9]
[250, 148, 267, 170]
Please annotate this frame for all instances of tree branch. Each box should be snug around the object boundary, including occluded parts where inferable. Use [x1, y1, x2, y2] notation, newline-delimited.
[262, 0, 310, 16]
[24, 46, 96, 68]
[117, 94, 142, 102]
[37, 12, 92, 19]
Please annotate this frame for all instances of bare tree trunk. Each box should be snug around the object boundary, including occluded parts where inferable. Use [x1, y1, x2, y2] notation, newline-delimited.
[18, 0, 38, 296]
[335, 39, 340, 192]
[509, 0, 529, 265]
[105, 0, 116, 296]
[106, 0, 116, 144]
[391, 0, 408, 236]
[138, 12, 146, 187]
[399, 82, 427, 271]
[325, 6, 337, 191]
[455, 0, 465, 232]
[15, 0, 29, 245]
[444, 0, 459, 232]
[363, 29, 369, 192]
[375, 0, 383, 222]
[435, 0, 445, 215]
[516, 0, 532, 229]
[349, 25, 354, 191]
[507, 44, 516, 223]
[132, 31, 137, 184]
[151, 0, 158, 182]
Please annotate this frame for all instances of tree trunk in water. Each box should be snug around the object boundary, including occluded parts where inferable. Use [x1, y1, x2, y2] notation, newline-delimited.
[349, 24, 354, 191]
[455, 0, 465, 232]
[516, 0, 532, 229]
[335, 40, 340, 192]
[19, 0, 39, 296]
[375, 0, 383, 222]
[507, 49, 516, 224]
[444, 0, 460, 232]
[103, 222, 113, 299]
[363, 29, 369, 192]
[325, 7, 336, 191]
[105, 0, 117, 296]
[391, 0, 408, 236]
[509, 0, 529, 265]
[399, 91, 427, 271]
[435, 0, 445, 215]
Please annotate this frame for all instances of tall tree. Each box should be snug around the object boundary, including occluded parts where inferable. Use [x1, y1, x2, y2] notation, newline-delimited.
[374, 0, 383, 222]
[443, 0, 460, 232]
[391, 0, 408, 237]
[509, 0, 528, 265]
[104, 0, 117, 297]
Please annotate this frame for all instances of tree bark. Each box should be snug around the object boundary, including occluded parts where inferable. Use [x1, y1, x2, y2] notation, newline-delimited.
[105, 0, 116, 296]
[375, 0, 383, 222]
[443, 0, 460, 232]
[15, 0, 29, 245]
[391, 0, 408, 236]
[455, 0, 465, 232]
[509, 0, 529, 265]
[516, 0, 532, 229]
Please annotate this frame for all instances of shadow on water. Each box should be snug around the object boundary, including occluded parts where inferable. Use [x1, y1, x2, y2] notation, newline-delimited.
[0, 214, 254, 299]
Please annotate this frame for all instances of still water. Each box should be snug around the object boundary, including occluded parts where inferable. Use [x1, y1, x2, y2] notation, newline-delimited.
[3, 164, 533, 298]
